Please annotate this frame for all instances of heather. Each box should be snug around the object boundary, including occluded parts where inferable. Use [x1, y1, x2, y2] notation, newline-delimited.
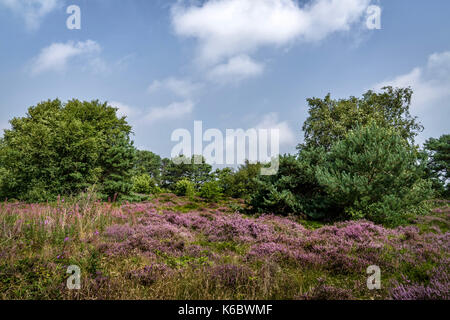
[1, 195, 448, 300]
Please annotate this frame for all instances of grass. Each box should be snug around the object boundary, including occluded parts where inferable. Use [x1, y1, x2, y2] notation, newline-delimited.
[0, 195, 448, 300]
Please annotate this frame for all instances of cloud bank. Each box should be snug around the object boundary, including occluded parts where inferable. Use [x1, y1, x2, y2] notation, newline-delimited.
[374, 50, 450, 111]
[172, 0, 371, 80]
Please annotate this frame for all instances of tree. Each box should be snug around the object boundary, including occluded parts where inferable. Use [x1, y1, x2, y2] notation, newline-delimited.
[424, 134, 450, 198]
[214, 168, 235, 198]
[315, 123, 433, 225]
[199, 180, 223, 202]
[100, 132, 136, 199]
[248, 152, 333, 219]
[132, 173, 158, 195]
[249, 88, 433, 224]
[230, 161, 263, 199]
[0, 99, 135, 201]
[160, 155, 212, 190]
[174, 179, 195, 198]
[300, 87, 423, 151]
[134, 150, 162, 181]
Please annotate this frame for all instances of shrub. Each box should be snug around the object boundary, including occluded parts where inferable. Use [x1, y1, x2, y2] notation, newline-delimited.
[248, 152, 334, 220]
[174, 179, 195, 198]
[160, 155, 212, 189]
[199, 181, 223, 202]
[132, 174, 158, 195]
[315, 123, 433, 225]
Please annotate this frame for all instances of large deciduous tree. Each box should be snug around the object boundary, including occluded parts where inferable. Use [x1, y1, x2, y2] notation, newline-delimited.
[300, 86, 423, 151]
[0, 99, 136, 201]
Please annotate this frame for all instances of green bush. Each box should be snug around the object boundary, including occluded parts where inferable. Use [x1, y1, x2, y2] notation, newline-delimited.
[174, 179, 195, 198]
[199, 180, 223, 202]
[248, 152, 334, 220]
[132, 174, 158, 195]
[214, 161, 263, 199]
[315, 123, 433, 225]
[160, 155, 212, 190]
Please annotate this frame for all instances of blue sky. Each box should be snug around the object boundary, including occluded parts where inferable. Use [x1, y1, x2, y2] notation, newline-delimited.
[0, 0, 449, 160]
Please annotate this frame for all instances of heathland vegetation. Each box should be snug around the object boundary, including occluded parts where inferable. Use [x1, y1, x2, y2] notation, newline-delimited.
[0, 87, 448, 299]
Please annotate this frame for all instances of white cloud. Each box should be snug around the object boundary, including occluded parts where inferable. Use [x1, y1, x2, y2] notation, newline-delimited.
[109, 101, 141, 119]
[374, 50, 450, 110]
[143, 100, 194, 123]
[172, 0, 371, 76]
[0, 0, 63, 30]
[109, 99, 195, 124]
[30, 40, 102, 75]
[208, 55, 264, 82]
[148, 77, 201, 98]
[255, 112, 296, 146]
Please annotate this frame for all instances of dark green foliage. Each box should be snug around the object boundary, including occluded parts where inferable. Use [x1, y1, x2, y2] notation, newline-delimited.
[160, 155, 212, 190]
[214, 168, 235, 197]
[231, 161, 263, 198]
[99, 133, 136, 199]
[214, 161, 263, 199]
[0, 99, 135, 201]
[301, 86, 423, 151]
[424, 134, 450, 198]
[249, 88, 434, 225]
[134, 150, 162, 182]
[248, 152, 334, 220]
[315, 123, 433, 225]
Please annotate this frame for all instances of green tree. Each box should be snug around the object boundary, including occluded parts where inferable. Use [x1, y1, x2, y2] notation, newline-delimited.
[424, 134, 450, 198]
[0, 99, 135, 201]
[300, 87, 423, 151]
[230, 161, 263, 199]
[315, 123, 433, 225]
[214, 167, 235, 197]
[132, 173, 158, 195]
[248, 152, 333, 219]
[160, 155, 212, 190]
[134, 150, 162, 181]
[249, 88, 432, 223]
[174, 178, 195, 198]
[199, 180, 223, 202]
[100, 132, 136, 199]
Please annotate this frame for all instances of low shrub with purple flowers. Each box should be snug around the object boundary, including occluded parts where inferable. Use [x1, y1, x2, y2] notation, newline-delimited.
[0, 196, 448, 300]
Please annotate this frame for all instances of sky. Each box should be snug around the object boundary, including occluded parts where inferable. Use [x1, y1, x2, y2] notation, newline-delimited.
[0, 0, 449, 162]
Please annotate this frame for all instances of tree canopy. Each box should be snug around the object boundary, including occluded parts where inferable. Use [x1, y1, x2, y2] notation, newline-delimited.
[0, 99, 135, 201]
[300, 86, 423, 151]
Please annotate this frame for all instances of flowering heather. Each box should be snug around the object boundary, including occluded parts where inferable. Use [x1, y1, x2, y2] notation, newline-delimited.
[0, 195, 448, 300]
[389, 266, 450, 300]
